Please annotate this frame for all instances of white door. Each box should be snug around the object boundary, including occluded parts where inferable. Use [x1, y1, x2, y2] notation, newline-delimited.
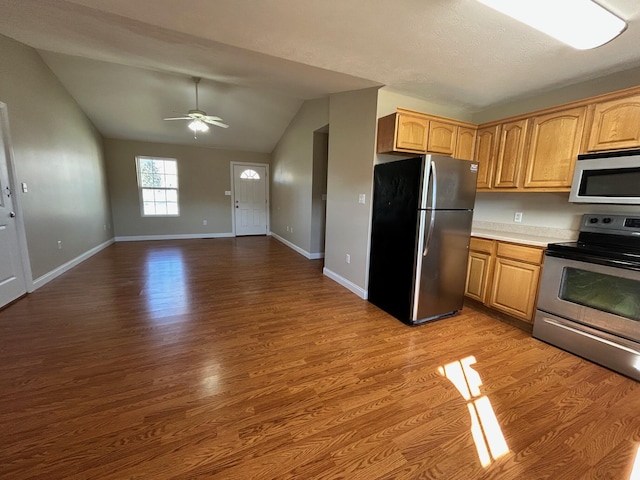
[233, 164, 268, 236]
[0, 113, 27, 307]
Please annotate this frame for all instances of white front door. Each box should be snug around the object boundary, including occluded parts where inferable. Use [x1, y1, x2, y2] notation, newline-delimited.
[233, 164, 268, 236]
[0, 112, 27, 307]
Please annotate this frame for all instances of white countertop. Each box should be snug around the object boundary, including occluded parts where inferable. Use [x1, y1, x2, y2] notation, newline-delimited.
[471, 222, 578, 247]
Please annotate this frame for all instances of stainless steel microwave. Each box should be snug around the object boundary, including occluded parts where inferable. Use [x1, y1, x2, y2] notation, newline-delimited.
[569, 149, 640, 204]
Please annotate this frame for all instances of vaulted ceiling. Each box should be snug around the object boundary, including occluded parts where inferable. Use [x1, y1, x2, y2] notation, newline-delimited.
[1, 0, 640, 152]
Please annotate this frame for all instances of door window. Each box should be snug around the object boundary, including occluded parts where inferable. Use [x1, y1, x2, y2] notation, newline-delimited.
[559, 267, 640, 321]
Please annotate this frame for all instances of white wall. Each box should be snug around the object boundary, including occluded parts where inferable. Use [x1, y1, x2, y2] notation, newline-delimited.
[271, 98, 329, 255]
[0, 34, 112, 280]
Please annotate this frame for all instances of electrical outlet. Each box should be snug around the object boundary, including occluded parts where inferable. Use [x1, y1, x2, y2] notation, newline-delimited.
[290, 227, 293, 233]
[514, 212, 523, 223]
[203, 220, 208, 226]
[358, 194, 366, 204]
[345, 254, 351, 264]
[103, 224, 107, 231]
[57, 240, 62, 250]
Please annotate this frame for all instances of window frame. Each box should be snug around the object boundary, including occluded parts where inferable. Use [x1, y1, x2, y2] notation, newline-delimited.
[135, 156, 180, 217]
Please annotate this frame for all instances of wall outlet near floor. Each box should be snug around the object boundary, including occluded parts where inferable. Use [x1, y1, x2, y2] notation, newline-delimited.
[345, 253, 351, 264]
[103, 224, 107, 231]
[358, 194, 366, 204]
[203, 220, 208, 226]
[57, 240, 62, 250]
[514, 212, 523, 223]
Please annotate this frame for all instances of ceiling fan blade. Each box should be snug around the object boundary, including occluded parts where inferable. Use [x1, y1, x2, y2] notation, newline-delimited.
[202, 118, 229, 128]
[164, 116, 192, 121]
[202, 115, 223, 122]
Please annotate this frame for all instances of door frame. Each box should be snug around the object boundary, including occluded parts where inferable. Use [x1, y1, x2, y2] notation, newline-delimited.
[230, 161, 270, 236]
[0, 102, 33, 293]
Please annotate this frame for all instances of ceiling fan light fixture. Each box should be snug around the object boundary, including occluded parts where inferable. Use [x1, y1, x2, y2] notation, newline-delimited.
[188, 119, 209, 132]
[477, 0, 627, 50]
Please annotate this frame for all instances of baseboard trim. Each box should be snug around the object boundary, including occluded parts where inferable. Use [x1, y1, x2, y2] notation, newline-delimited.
[270, 232, 324, 260]
[115, 233, 235, 242]
[323, 267, 368, 299]
[32, 238, 115, 291]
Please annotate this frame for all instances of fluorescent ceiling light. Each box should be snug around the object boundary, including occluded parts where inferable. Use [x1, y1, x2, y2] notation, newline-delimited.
[188, 119, 209, 132]
[477, 0, 627, 50]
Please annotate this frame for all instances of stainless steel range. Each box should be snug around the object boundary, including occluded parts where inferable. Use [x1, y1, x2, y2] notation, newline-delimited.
[533, 213, 640, 381]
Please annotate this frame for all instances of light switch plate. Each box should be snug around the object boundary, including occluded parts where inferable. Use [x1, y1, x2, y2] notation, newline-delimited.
[224, 191, 231, 196]
[21, 182, 28, 193]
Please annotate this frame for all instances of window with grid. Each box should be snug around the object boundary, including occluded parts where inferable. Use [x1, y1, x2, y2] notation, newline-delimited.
[136, 156, 179, 216]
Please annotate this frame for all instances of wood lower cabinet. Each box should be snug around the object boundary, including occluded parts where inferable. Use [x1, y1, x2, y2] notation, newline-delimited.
[465, 238, 495, 303]
[586, 94, 640, 152]
[466, 238, 544, 323]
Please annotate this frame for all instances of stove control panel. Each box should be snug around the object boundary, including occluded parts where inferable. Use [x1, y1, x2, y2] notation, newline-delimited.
[582, 214, 640, 235]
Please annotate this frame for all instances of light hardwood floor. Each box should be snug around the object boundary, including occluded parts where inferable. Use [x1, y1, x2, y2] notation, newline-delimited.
[1, 237, 638, 479]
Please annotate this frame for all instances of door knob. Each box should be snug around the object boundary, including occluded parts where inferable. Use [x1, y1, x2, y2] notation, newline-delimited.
[9, 211, 16, 218]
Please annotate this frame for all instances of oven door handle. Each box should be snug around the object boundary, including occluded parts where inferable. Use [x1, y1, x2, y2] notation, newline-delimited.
[544, 317, 640, 355]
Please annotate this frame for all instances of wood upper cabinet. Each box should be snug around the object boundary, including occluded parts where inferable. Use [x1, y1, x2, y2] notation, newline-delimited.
[494, 119, 529, 188]
[487, 242, 544, 323]
[474, 125, 499, 189]
[377, 112, 429, 154]
[427, 121, 457, 156]
[455, 126, 477, 161]
[586, 94, 640, 152]
[523, 107, 586, 189]
[377, 109, 477, 156]
[395, 113, 430, 152]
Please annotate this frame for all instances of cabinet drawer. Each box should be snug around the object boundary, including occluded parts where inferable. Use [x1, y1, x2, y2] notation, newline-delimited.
[496, 242, 543, 264]
[470, 237, 495, 254]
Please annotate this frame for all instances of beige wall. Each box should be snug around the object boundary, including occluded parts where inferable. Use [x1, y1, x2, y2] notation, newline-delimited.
[0, 35, 112, 280]
[473, 192, 640, 231]
[105, 138, 270, 237]
[472, 66, 640, 124]
[271, 98, 329, 255]
[324, 88, 379, 295]
[377, 88, 474, 122]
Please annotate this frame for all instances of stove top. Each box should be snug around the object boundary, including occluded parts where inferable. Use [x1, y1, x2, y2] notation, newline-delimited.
[545, 214, 640, 270]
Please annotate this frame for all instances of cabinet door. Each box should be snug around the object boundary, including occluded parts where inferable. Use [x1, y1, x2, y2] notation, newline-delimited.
[396, 114, 430, 152]
[474, 126, 499, 189]
[494, 119, 528, 188]
[488, 258, 541, 322]
[524, 107, 586, 189]
[465, 251, 491, 303]
[455, 127, 477, 161]
[587, 95, 640, 152]
[427, 121, 457, 155]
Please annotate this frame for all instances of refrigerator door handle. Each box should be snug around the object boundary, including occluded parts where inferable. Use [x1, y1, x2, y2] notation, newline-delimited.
[423, 160, 437, 257]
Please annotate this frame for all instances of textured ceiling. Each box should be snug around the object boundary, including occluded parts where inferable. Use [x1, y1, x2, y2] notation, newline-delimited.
[1, 0, 640, 152]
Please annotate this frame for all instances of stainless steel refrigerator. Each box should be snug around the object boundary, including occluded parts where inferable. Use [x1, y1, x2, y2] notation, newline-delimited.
[368, 155, 478, 325]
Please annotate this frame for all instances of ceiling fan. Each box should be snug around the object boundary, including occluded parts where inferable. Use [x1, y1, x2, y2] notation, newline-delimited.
[164, 77, 229, 136]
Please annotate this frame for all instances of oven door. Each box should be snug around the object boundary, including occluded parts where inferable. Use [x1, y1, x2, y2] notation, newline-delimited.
[536, 254, 640, 343]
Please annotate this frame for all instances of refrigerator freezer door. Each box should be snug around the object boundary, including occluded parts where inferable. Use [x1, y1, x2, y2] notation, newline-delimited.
[420, 155, 478, 211]
[411, 209, 474, 323]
